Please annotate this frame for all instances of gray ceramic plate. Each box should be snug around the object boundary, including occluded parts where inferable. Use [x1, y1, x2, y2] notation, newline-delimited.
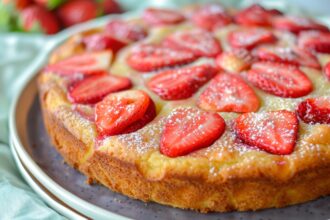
[8, 3, 330, 220]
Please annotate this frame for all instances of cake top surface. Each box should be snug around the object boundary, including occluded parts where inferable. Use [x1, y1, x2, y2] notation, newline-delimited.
[38, 3, 330, 182]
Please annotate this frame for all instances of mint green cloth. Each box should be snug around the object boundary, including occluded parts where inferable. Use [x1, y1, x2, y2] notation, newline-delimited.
[1, 1, 329, 219]
[0, 34, 65, 220]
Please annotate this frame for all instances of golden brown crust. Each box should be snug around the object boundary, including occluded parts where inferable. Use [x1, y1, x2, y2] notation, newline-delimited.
[39, 97, 330, 212]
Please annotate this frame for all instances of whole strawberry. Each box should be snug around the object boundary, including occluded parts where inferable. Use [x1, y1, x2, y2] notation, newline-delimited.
[19, 5, 60, 34]
[97, 0, 122, 14]
[57, 0, 98, 27]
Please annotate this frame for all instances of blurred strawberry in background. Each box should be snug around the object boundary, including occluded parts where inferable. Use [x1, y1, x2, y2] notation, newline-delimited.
[0, 0, 123, 34]
[19, 5, 60, 34]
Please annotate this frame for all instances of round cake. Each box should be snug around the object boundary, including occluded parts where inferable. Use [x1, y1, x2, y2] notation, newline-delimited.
[38, 3, 330, 212]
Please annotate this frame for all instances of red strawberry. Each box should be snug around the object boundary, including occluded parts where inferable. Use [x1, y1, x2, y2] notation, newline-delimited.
[298, 31, 330, 54]
[253, 46, 321, 69]
[228, 28, 276, 50]
[191, 3, 231, 31]
[57, 0, 98, 27]
[95, 90, 150, 136]
[34, 0, 65, 10]
[234, 4, 280, 27]
[160, 108, 226, 157]
[273, 16, 329, 34]
[198, 73, 259, 113]
[123, 100, 156, 134]
[73, 104, 95, 121]
[143, 8, 185, 26]
[19, 5, 60, 34]
[147, 64, 217, 100]
[246, 62, 313, 98]
[234, 110, 298, 155]
[297, 97, 330, 124]
[216, 48, 253, 73]
[69, 74, 132, 104]
[45, 50, 112, 76]
[83, 33, 127, 52]
[105, 19, 147, 42]
[325, 62, 330, 80]
[163, 29, 222, 58]
[98, 0, 122, 14]
[126, 44, 196, 72]
[16, 0, 32, 10]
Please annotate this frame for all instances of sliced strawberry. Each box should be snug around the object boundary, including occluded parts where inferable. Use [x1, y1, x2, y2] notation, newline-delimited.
[69, 74, 131, 104]
[253, 46, 321, 69]
[228, 28, 276, 50]
[19, 5, 60, 34]
[298, 31, 330, 54]
[325, 62, 330, 80]
[216, 48, 253, 73]
[234, 110, 298, 155]
[163, 29, 222, 58]
[95, 90, 150, 136]
[57, 0, 98, 27]
[123, 100, 156, 134]
[198, 73, 259, 113]
[126, 44, 196, 72]
[297, 97, 330, 124]
[83, 33, 127, 52]
[45, 50, 112, 76]
[246, 62, 313, 98]
[160, 108, 226, 157]
[273, 16, 329, 34]
[191, 3, 231, 31]
[105, 20, 147, 42]
[148, 65, 217, 100]
[234, 4, 280, 27]
[143, 8, 185, 26]
[73, 104, 95, 121]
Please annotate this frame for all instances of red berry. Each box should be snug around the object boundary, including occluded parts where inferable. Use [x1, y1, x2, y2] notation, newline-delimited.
[105, 19, 147, 42]
[253, 46, 320, 69]
[126, 44, 196, 72]
[234, 110, 298, 155]
[69, 74, 132, 104]
[246, 62, 313, 98]
[228, 28, 276, 50]
[98, 0, 122, 14]
[19, 5, 60, 34]
[163, 29, 222, 58]
[297, 97, 330, 124]
[123, 100, 156, 134]
[191, 3, 232, 31]
[95, 90, 151, 136]
[143, 8, 185, 26]
[298, 31, 330, 54]
[160, 108, 226, 157]
[234, 4, 279, 27]
[45, 50, 112, 76]
[57, 0, 98, 27]
[148, 64, 217, 100]
[273, 16, 329, 34]
[198, 73, 260, 113]
[83, 33, 127, 52]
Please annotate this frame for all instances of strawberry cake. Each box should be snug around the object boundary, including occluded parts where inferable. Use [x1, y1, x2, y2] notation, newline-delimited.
[38, 4, 330, 212]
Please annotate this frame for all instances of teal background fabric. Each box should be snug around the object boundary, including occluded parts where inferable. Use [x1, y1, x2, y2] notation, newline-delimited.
[0, 0, 329, 219]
